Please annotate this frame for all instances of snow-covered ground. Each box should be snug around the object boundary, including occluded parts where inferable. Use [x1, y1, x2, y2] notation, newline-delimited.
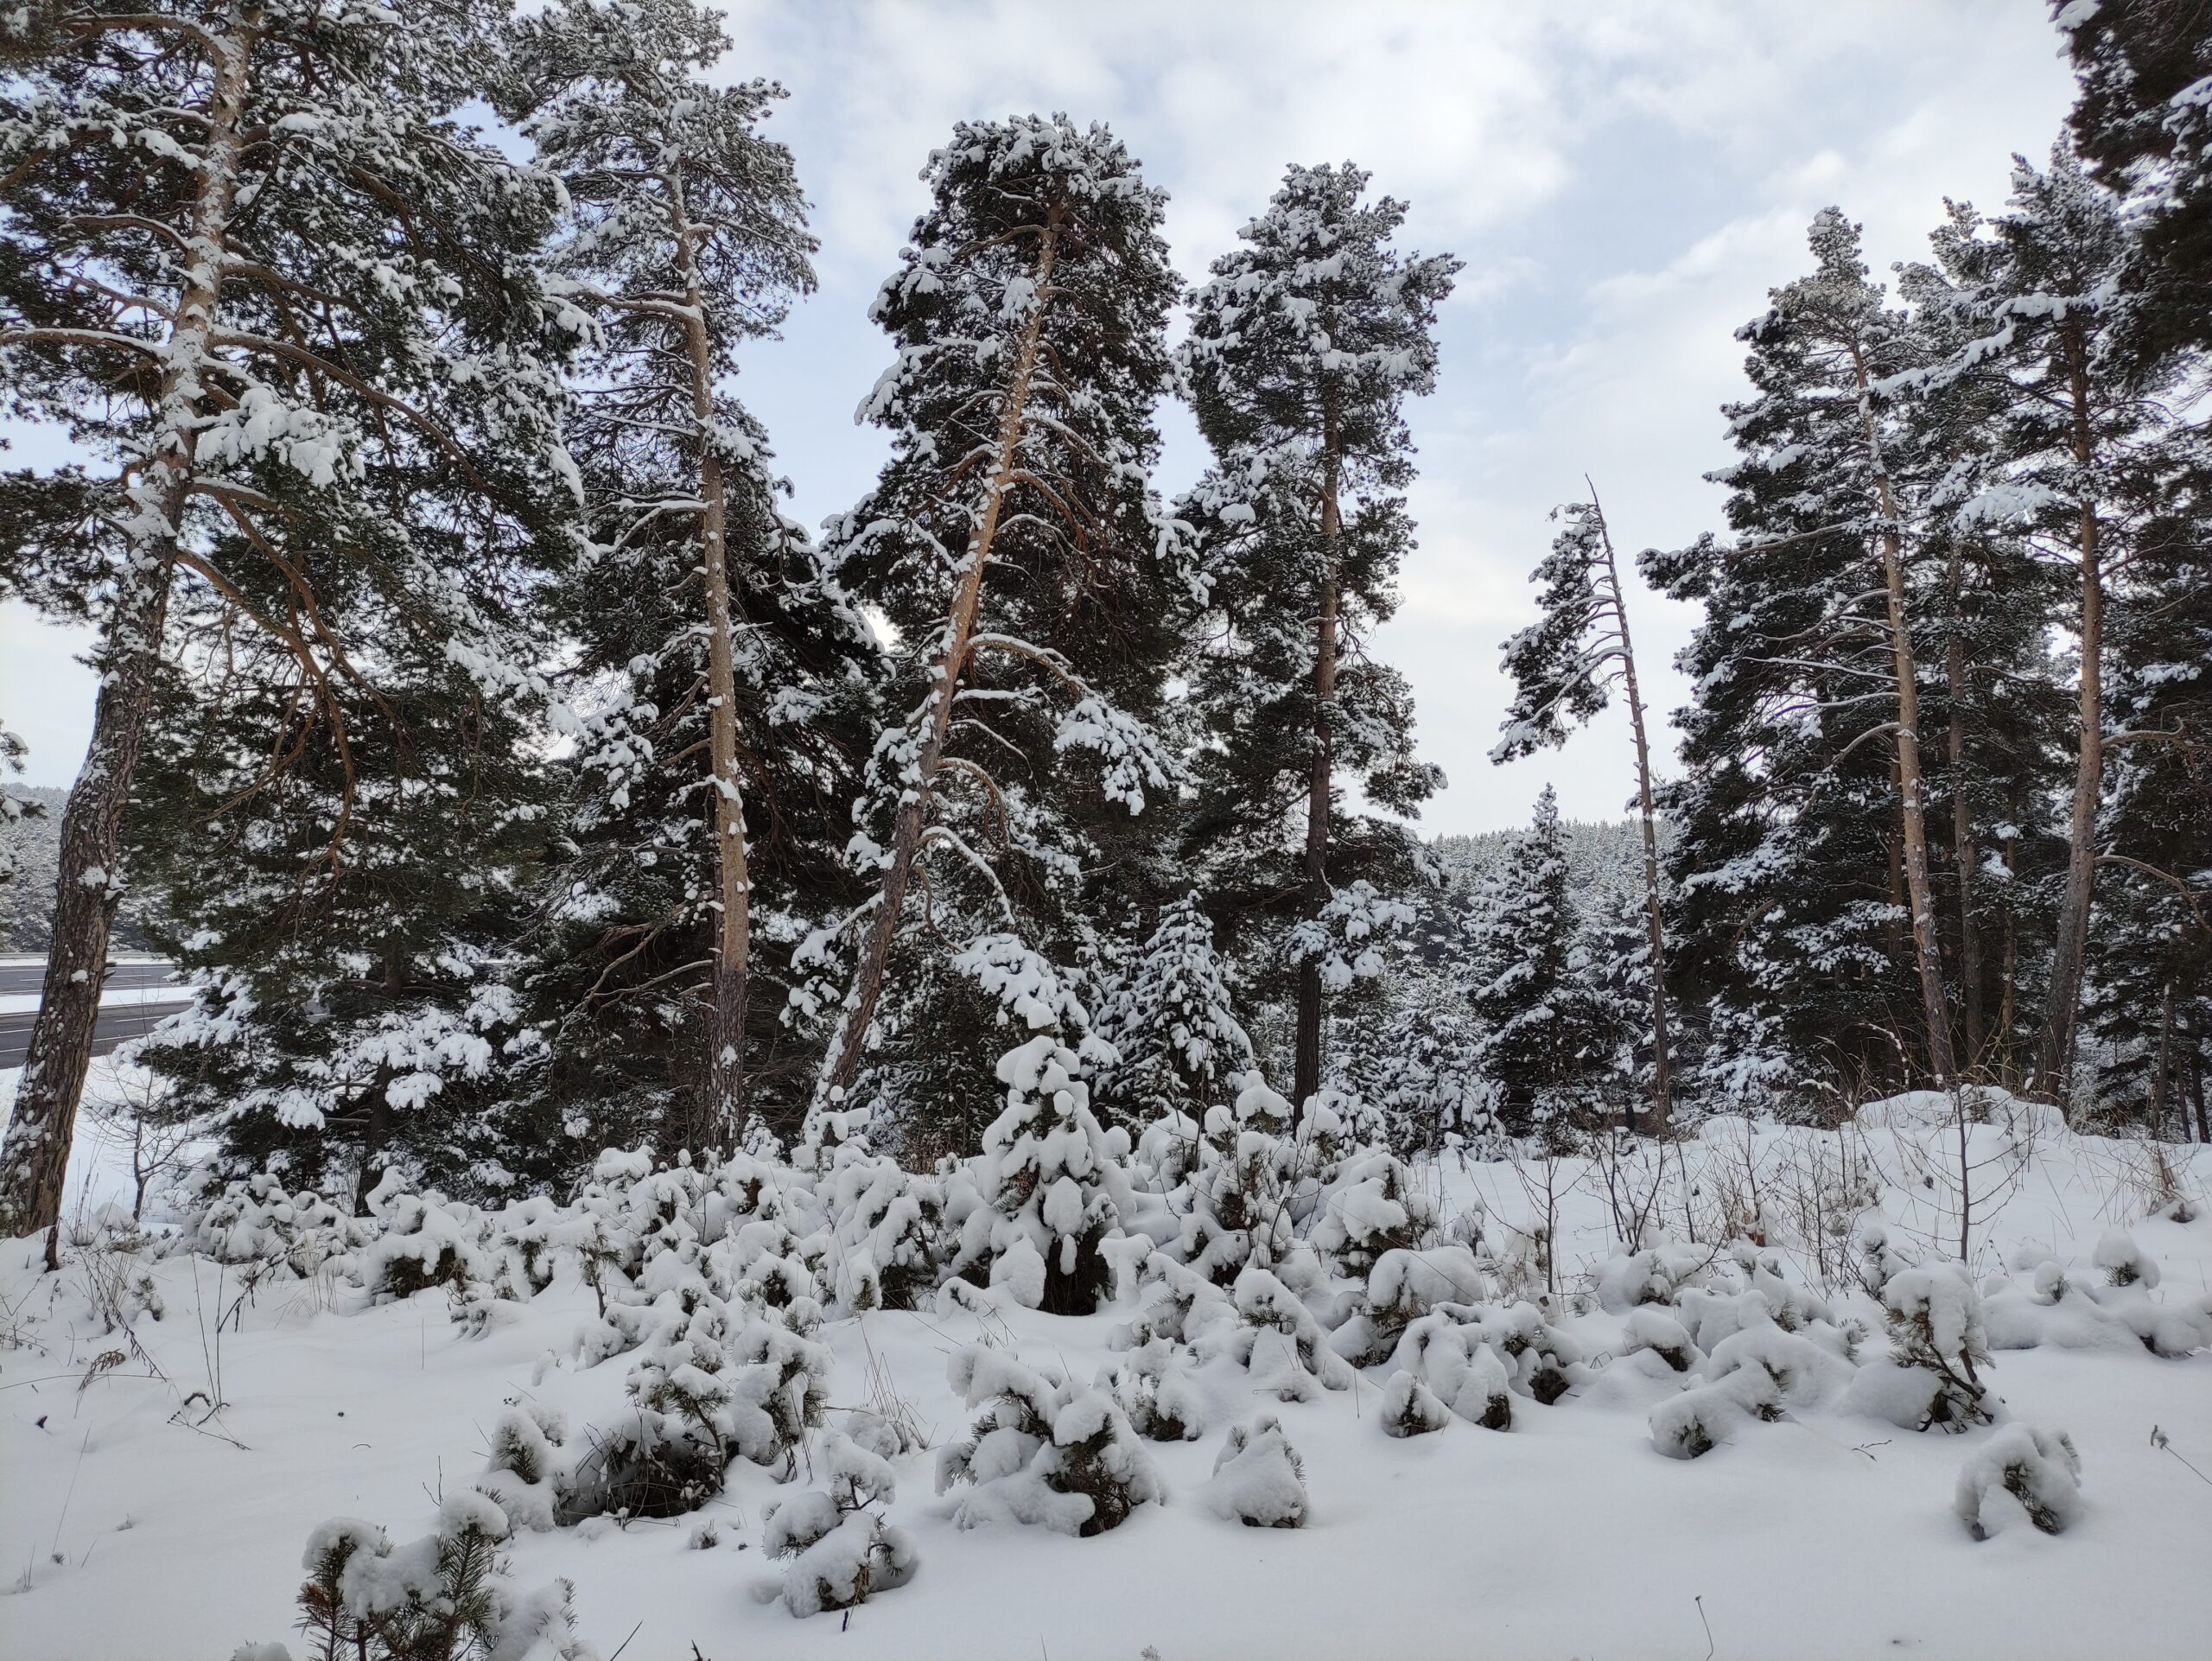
[1, 1087, 2208, 1661]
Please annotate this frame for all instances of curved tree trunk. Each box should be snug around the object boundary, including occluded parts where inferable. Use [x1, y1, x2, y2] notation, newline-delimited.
[823, 209, 1065, 1101]
[0, 6, 258, 1257]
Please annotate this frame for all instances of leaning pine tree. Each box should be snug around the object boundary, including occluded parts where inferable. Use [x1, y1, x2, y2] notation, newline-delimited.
[502, 0, 880, 1148]
[808, 116, 1187, 1123]
[0, 0, 570, 1246]
[1178, 162, 1458, 1110]
[1492, 487, 1675, 1130]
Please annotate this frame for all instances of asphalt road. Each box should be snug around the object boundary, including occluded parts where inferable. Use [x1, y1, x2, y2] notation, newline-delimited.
[0, 958, 179, 998]
[0, 960, 188, 1067]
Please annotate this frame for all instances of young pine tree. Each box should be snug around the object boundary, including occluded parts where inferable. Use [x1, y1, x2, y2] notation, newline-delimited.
[0, 0, 571, 1243]
[1467, 787, 1607, 1136]
[501, 0, 880, 1149]
[1098, 892, 1253, 1128]
[1493, 487, 1674, 1130]
[1178, 162, 1457, 1108]
[810, 116, 1186, 1126]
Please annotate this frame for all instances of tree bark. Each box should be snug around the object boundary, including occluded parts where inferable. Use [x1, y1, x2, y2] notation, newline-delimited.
[0, 6, 257, 1256]
[1292, 448, 1343, 1112]
[1586, 486, 1672, 1133]
[2034, 326, 2103, 1107]
[1946, 545, 1987, 1072]
[2150, 978, 2174, 1134]
[670, 171, 750, 1148]
[823, 207, 1065, 1100]
[1847, 343, 1958, 1084]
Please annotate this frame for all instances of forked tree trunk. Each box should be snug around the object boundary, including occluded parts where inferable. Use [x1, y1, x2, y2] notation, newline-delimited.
[1847, 343, 1958, 1085]
[2035, 326, 2103, 1108]
[671, 173, 751, 1147]
[0, 8, 257, 1258]
[823, 208, 1065, 1099]
[1292, 453, 1342, 1111]
[1586, 487, 1672, 1133]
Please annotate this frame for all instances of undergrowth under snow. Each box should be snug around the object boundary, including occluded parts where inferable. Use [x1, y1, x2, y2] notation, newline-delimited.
[2, 1074, 2208, 1661]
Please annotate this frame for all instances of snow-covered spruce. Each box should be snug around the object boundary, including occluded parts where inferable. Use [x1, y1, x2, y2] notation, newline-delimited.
[936, 1345, 1162, 1537]
[1955, 1424, 2083, 1541]
[755, 1430, 918, 1617]
[968, 1032, 1131, 1315]
[1201, 1416, 1309, 1529]
[1844, 1260, 1995, 1433]
[259, 1495, 596, 1661]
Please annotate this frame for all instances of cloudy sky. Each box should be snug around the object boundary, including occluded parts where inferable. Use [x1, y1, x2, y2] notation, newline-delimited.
[0, 0, 2082, 834]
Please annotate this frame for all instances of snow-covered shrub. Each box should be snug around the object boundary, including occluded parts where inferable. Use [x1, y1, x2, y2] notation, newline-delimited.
[1649, 1366, 1782, 1460]
[182, 1170, 367, 1281]
[936, 1346, 1161, 1537]
[968, 1035, 1129, 1314]
[1622, 1306, 1700, 1373]
[1379, 1369, 1452, 1438]
[1332, 1244, 1487, 1365]
[287, 1495, 594, 1661]
[1217, 1265, 1355, 1402]
[1844, 1260, 1993, 1432]
[1097, 1338, 1207, 1441]
[1591, 1238, 1720, 1314]
[820, 1132, 948, 1312]
[1202, 1416, 1308, 1528]
[756, 1431, 918, 1617]
[1308, 1146, 1440, 1281]
[476, 1406, 572, 1534]
[1955, 1424, 2082, 1540]
[1389, 1312, 1515, 1429]
[2091, 1227, 2158, 1289]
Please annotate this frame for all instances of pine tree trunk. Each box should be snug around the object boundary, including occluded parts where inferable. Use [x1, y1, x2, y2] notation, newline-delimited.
[1944, 546, 1987, 1072]
[1588, 488, 1672, 1133]
[0, 7, 257, 1256]
[671, 175, 750, 1147]
[2035, 328, 2103, 1108]
[2150, 978, 2174, 1135]
[1293, 450, 1343, 1111]
[823, 208, 1065, 1100]
[1848, 344, 1957, 1084]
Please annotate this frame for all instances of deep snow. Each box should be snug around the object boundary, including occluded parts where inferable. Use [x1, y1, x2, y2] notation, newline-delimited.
[2, 1071, 2209, 1661]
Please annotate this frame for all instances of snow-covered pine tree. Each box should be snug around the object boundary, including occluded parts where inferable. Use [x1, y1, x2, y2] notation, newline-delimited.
[1926, 150, 2175, 1101]
[500, 0, 880, 1151]
[1097, 891, 1252, 1128]
[0, 726, 36, 893]
[1467, 786, 1607, 1136]
[2083, 385, 2211, 1135]
[1646, 209, 1961, 1101]
[0, 0, 572, 1244]
[809, 116, 1185, 1123]
[1493, 488, 1675, 1130]
[1178, 162, 1457, 1108]
[2056, 0, 2212, 370]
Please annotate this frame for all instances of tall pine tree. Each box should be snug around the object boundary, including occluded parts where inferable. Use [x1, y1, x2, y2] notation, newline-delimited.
[809, 116, 1186, 1133]
[1178, 162, 1456, 1108]
[500, 0, 879, 1149]
[0, 0, 570, 1242]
